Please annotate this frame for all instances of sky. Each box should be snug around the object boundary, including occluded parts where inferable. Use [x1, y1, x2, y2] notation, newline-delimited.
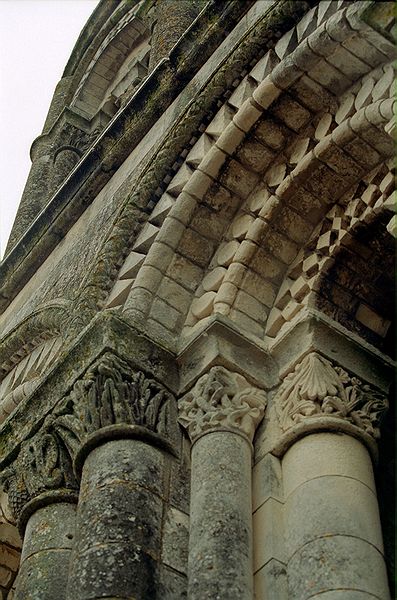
[0, 0, 99, 258]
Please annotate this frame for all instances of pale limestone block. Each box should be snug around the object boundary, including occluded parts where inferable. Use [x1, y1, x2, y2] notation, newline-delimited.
[132, 222, 159, 253]
[290, 276, 310, 301]
[253, 453, 283, 511]
[309, 59, 352, 94]
[248, 186, 270, 214]
[105, 279, 134, 308]
[215, 240, 239, 267]
[324, 7, 354, 43]
[254, 559, 287, 600]
[215, 280, 238, 306]
[157, 277, 192, 313]
[327, 46, 370, 79]
[287, 138, 310, 165]
[167, 163, 194, 197]
[258, 195, 280, 222]
[228, 77, 257, 110]
[161, 507, 189, 574]
[169, 191, 197, 226]
[296, 6, 318, 42]
[284, 476, 384, 558]
[342, 35, 389, 69]
[233, 289, 267, 319]
[383, 193, 396, 213]
[265, 307, 285, 338]
[361, 183, 378, 206]
[133, 264, 163, 293]
[152, 217, 185, 250]
[253, 78, 281, 110]
[265, 163, 286, 188]
[182, 170, 213, 201]
[191, 291, 216, 320]
[202, 267, 227, 292]
[355, 77, 375, 110]
[281, 300, 301, 322]
[253, 498, 285, 571]
[287, 536, 390, 600]
[317, 0, 338, 25]
[231, 213, 255, 240]
[229, 308, 265, 339]
[282, 433, 376, 497]
[150, 298, 182, 331]
[118, 251, 145, 280]
[275, 28, 298, 59]
[149, 193, 175, 226]
[197, 146, 227, 179]
[246, 218, 268, 245]
[186, 134, 213, 168]
[215, 121, 245, 155]
[355, 303, 390, 337]
[307, 22, 338, 57]
[302, 254, 320, 276]
[233, 99, 262, 133]
[250, 50, 279, 84]
[206, 104, 235, 139]
[166, 254, 203, 292]
[315, 113, 333, 139]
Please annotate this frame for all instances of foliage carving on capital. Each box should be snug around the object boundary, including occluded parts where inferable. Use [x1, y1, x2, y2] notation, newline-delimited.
[0, 415, 79, 521]
[68, 352, 177, 440]
[275, 352, 388, 438]
[178, 366, 267, 442]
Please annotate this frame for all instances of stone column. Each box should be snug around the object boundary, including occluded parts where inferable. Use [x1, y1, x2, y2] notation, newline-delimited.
[0, 422, 79, 600]
[64, 352, 179, 600]
[179, 366, 267, 600]
[272, 352, 390, 600]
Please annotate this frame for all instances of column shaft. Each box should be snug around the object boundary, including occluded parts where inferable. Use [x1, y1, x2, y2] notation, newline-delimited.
[188, 431, 253, 600]
[282, 433, 390, 600]
[14, 502, 76, 600]
[67, 438, 167, 600]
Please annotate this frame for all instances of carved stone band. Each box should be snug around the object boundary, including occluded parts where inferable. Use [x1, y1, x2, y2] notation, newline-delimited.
[274, 352, 388, 439]
[178, 366, 267, 443]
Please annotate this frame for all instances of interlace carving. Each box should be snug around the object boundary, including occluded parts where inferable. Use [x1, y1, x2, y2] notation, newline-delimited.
[178, 366, 267, 442]
[275, 352, 388, 438]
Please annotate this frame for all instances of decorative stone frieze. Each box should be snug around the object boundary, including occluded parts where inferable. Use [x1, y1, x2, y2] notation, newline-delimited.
[178, 366, 267, 443]
[275, 352, 388, 439]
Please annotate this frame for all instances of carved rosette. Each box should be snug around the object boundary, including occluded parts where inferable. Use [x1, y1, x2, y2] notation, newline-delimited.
[275, 352, 388, 438]
[178, 366, 267, 443]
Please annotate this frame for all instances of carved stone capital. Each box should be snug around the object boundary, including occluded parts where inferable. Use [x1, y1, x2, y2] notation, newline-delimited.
[0, 418, 78, 523]
[274, 352, 388, 439]
[178, 366, 267, 443]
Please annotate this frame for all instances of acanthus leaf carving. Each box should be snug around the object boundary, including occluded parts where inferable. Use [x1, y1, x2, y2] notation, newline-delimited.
[275, 352, 388, 438]
[178, 366, 267, 443]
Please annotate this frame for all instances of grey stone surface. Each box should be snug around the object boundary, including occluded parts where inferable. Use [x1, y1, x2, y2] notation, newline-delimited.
[15, 503, 76, 600]
[287, 536, 390, 600]
[254, 558, 288, 600]
[188, 431, 253, 600]
[67, 439, 167, 600]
